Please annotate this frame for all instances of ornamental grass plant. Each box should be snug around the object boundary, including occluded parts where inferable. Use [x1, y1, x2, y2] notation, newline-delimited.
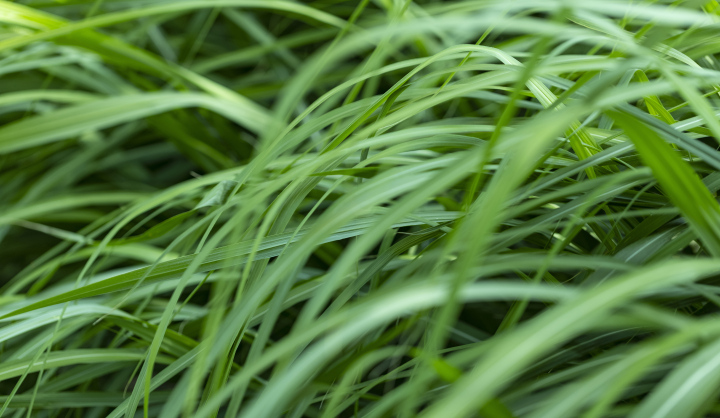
[3, 0, 720, 417]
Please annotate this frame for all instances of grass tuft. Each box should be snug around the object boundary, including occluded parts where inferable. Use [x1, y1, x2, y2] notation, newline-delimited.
[3, 0, 720, 417]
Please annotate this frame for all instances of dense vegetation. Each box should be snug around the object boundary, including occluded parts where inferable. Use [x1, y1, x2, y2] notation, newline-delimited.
[3, 0, 720, 416]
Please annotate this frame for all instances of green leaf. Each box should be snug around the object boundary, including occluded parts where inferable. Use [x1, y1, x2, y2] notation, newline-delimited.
[0, 349, 173, 382]
[0, 93, 267, 154]
[109, 210, 197, 245]
[608, 109, 720, 256]
[0, 212, 458, 319]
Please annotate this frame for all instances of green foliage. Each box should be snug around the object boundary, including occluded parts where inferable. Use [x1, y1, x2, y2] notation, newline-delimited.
[2, 0, 720, 417]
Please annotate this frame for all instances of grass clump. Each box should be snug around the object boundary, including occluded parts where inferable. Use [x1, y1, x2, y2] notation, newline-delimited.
[3, 0, 720, 417]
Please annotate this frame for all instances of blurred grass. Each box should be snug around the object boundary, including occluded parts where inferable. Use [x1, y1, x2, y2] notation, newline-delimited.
[3, 0, 720, 417]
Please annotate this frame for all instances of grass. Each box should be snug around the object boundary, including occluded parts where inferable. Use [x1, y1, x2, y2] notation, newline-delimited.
[2, 0, 720, 416]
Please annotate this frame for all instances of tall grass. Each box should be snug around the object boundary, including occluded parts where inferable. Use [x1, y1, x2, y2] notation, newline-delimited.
[2, 0, 720, 416]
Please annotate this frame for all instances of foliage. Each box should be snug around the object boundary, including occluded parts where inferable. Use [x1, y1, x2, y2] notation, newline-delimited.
[2, 0, 720, 417]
